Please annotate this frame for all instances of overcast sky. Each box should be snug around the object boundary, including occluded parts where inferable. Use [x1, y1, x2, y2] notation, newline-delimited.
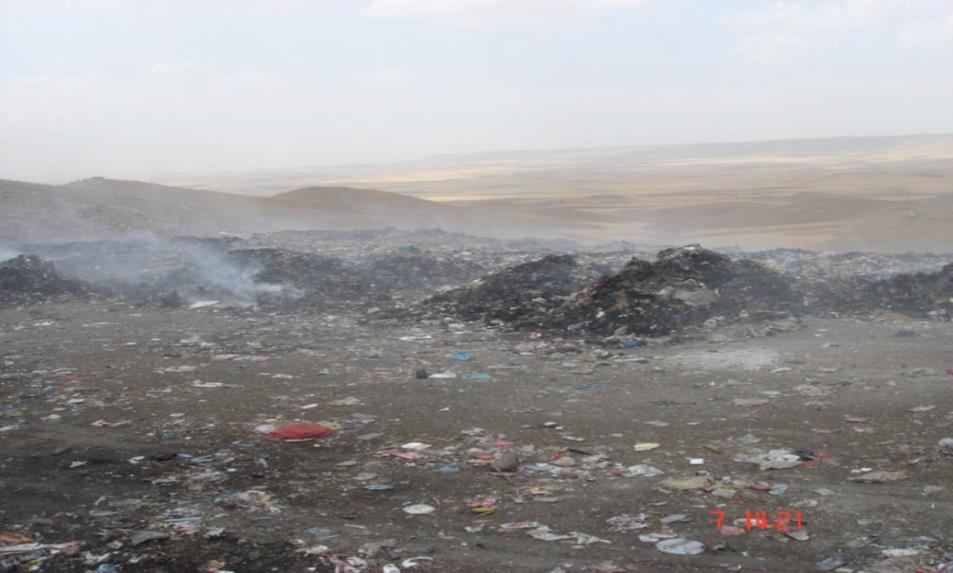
[2, 0, 953, 182]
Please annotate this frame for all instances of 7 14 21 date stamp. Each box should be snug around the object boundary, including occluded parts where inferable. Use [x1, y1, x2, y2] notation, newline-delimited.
[711, 509, 804, 531]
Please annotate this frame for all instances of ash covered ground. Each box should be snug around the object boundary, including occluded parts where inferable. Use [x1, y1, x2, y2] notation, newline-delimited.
[3, 229, 953, 573]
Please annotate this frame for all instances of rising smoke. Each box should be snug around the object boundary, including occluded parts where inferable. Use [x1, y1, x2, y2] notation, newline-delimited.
[25, 233, 292, 306]
[0, 246, 21, 262]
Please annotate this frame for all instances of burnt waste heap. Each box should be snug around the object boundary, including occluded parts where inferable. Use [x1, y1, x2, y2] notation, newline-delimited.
[551, 245, 800, 336]
[7, 231, 953, 338]
[867, 262, 953, 319]
[428, 245, 800, 337]
[426, 254, 609, 329]
[0, 255, 90, 307]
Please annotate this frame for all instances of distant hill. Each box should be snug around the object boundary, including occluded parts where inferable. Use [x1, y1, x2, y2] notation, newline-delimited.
[0, 177, 552, 245]
[273, 185, 432, 205]
[9, 133, 953, 252]
[157, 133, 953, 197]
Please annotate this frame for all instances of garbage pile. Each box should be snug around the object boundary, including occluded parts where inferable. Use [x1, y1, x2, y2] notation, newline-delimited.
[867, 262, 953, 318]
[6, 235, 953, 572]
[747, 248, 953, 280]
[12, 231, 953, 328]
[0, 255, 89, 306]
[426, 254, 609, 328]
[230, 248, 354, 292]
[228, 248, 373, 309]
[23, 237, 260, 306]
[245, 227, 582, 257]
[549, 245, 800, 336]
[360, 247, 486, 292]
[788, 262, 953, 317]
[230, 246, 490, 311]
[745, 248, 953, 317]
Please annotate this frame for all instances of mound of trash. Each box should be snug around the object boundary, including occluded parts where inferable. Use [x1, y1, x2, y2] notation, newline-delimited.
[228, 248, 374, 309]
[796, 263, 953, 317]
[427, 254, 608, 327]
[360, 247, 486, 291]
[0, 255, 89, 306]
[549, 245, 800, 336]
[867, 262, 953, 318]
[230, 248, 354, 290]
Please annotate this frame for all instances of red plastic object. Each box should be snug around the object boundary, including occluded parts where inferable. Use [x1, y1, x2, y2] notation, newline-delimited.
[266, 423, 333, 441]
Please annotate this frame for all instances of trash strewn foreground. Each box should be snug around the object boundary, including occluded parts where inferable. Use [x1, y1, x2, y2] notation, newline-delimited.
[2, 230, 953, 573]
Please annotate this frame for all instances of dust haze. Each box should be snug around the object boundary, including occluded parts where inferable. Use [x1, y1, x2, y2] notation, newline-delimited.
[3, 1, 953, 573]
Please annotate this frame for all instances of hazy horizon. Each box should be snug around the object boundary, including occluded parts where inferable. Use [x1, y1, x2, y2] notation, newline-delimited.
[7, 130, 952, 187]
[3, 0, 953, 182]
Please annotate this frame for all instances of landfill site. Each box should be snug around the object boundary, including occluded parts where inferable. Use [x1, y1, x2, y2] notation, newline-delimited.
[5, 2, 953, 572]
[3, 224, 953, 573]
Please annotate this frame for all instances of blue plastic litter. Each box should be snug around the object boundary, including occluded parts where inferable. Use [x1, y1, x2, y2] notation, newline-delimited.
[574, 382, 601, 390]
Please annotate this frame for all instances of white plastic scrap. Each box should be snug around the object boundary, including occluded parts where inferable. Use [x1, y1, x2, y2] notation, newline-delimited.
[656, 538, 705, 555]
[402, 504, 435, 515]
[735, 449, 801, 470]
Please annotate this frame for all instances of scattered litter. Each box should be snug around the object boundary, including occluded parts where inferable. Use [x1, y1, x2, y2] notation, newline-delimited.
[265, 424, 334, 441]
[937, 437, 953, 455]
[623, 464, 664, 477]
[428, 371, 457, 379]
[817, 555, 847, 571]
[848, 470, 908, 483]
[403, 504, 435, 515]
[733, 397, 770, 407]
[736, 449, 802, 470]
[130, 530, 170, 546]
[656, 538, 704, 555]
[660, 476, 708, 490]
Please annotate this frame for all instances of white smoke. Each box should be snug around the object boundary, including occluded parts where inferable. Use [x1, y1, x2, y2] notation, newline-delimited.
[33, 233, 292, 306]
[0, 245, 21, 262]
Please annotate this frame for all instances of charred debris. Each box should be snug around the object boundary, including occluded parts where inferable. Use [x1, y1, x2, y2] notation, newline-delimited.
[3, 230, 953, 341]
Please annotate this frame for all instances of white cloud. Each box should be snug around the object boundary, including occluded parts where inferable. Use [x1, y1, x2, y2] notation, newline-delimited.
[366, 67, 411, 87]
[146, 61, 207, 80]
[726, 0, 949, 62]
[77, 0, 156, 11]
[363, 0, 648, 26]
[899, 11, 953, 48]
[728, 0, 899, 28]
[239, 0, 305, 15]
[733, 30, 821, 63]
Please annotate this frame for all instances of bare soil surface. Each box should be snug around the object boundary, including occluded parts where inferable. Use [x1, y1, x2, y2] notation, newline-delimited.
[3, 301, 953, 572]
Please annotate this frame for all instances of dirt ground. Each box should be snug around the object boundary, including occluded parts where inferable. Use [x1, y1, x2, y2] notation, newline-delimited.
[2, 300, 953, 572]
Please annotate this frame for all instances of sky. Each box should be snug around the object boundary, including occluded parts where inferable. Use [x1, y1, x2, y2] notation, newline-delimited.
[2, 0, 953, 183]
